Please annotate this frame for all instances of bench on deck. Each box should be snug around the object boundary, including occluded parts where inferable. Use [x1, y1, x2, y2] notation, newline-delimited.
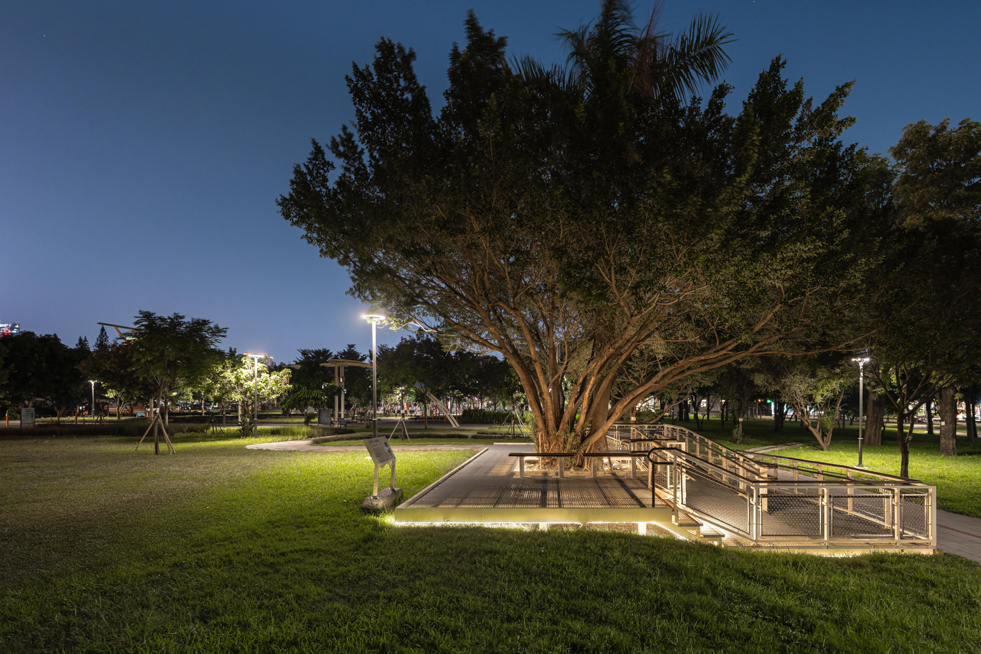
[509, 451, 652, 479]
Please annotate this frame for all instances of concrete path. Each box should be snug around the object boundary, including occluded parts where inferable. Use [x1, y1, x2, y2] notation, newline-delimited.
[936, 510, 981, 563]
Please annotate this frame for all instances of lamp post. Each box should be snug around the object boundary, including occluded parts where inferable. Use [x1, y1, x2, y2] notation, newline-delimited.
[363, 314, 385, 440]
[89, 380, 96, 418]
[244, 352, 267, 438]
[852, 356, 870, 468]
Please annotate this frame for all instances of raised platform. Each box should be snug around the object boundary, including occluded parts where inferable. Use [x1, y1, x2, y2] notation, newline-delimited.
[395, 444, 674, 525]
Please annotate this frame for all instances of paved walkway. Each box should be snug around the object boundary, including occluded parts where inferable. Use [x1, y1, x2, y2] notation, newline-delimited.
[935, 510, 981, 562]
[249, 439, 981, 563]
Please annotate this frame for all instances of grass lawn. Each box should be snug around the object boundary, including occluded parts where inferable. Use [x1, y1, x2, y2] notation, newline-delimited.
[2, 433, 980, 653]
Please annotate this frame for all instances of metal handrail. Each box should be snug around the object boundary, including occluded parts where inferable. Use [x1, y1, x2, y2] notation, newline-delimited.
[744, 451, 918, 484]
[628, 423, 922, 486]
[642, 438, 936, 547]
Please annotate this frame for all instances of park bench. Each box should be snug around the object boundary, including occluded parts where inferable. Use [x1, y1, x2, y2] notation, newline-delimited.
[509, 450, 651, 479]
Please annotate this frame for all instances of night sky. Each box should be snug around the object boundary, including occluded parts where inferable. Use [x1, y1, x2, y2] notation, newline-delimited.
[3, 0, 978, 363]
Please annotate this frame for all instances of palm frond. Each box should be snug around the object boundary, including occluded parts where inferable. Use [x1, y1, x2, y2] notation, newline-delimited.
[658, 13, 734, 100]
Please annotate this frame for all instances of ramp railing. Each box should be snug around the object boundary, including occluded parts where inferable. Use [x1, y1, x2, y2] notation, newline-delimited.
[615, 424, 935, 548]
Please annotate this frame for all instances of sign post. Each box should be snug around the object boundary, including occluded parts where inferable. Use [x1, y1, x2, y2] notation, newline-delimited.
[361, 436, 402, 511]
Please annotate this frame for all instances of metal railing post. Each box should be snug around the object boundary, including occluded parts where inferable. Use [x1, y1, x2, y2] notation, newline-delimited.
[822, 487, 831, 542]
[893, 488, 902, 541]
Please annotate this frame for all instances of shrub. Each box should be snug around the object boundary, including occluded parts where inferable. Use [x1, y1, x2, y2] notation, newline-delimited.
[460, 409, 534, 427]
[0, 419, 209, 439]
[460, 409, 510, 424]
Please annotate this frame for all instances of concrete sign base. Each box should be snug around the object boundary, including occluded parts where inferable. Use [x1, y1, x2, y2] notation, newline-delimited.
[361, 487, 403, 513]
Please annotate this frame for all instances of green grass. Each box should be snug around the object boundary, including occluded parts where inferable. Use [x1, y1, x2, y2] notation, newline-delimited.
[658, 416, 818, 450]
[2, 435, 980, 653]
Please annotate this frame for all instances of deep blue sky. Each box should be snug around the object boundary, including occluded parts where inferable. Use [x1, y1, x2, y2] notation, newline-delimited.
[3, 1, 978, 362]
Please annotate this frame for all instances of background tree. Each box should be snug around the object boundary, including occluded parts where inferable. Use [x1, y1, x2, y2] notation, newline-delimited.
[0, 340, 9, 410]
[80, 330, 147, 419]
[892, 117, 981, 459]
[215, 354, 291, 436]
[201, 348, 240, 427]
[333, 345, 370, 418]
[378, 334, 455, 427]
[866, 117, 981, 474]
[716, 362, 760, 443]
[755, 355, 850, 451]
[279, 8, 887, 455]
[128, 311, 227, 426]
[0, 332, 87, 420]
[281, 348, 337, 414]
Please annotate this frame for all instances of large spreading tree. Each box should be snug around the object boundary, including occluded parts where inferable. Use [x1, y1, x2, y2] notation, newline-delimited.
[279, 3, 888, 453]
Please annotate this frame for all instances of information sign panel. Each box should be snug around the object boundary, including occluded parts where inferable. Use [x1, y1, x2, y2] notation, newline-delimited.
[364, 437, 396, 496]
[21, 407, 35, 427]
[364, 437, 395, 465]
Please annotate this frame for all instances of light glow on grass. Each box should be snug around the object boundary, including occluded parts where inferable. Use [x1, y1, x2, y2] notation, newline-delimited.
[1, 433, 980, 652]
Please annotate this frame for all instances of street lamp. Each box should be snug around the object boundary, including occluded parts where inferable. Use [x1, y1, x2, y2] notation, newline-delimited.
[363, 314, 386, 440]
[852, 356, 870, 468]
[89, 380, 96, 418]
[244, 352, 267, 438]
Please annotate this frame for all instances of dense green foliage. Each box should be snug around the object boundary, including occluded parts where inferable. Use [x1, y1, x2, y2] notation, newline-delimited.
[279, 4, 890, 454]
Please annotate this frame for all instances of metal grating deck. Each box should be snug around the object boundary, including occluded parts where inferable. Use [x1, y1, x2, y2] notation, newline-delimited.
[396, 444, 671, 524]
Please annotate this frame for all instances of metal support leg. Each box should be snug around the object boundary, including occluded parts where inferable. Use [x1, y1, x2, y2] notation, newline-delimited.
[893, 488, 902, 541]
[822, 487, 831, 542]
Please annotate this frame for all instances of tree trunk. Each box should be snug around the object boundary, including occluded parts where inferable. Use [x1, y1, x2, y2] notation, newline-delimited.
[773, 401, 786, 432]
[865, 394, 885, 446]
[925, 399, 934, 436]
[967, 397, 977, 443]
[938, 385, 957, 457]
[897, 413, 911, 479]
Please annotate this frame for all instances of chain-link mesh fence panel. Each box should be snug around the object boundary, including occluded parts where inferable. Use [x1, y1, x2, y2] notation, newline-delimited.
[900, 491, 929, 539]
[681, 467, 749, 534]
[759, 491, 823, 538]
[830, 491, 894, 539]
